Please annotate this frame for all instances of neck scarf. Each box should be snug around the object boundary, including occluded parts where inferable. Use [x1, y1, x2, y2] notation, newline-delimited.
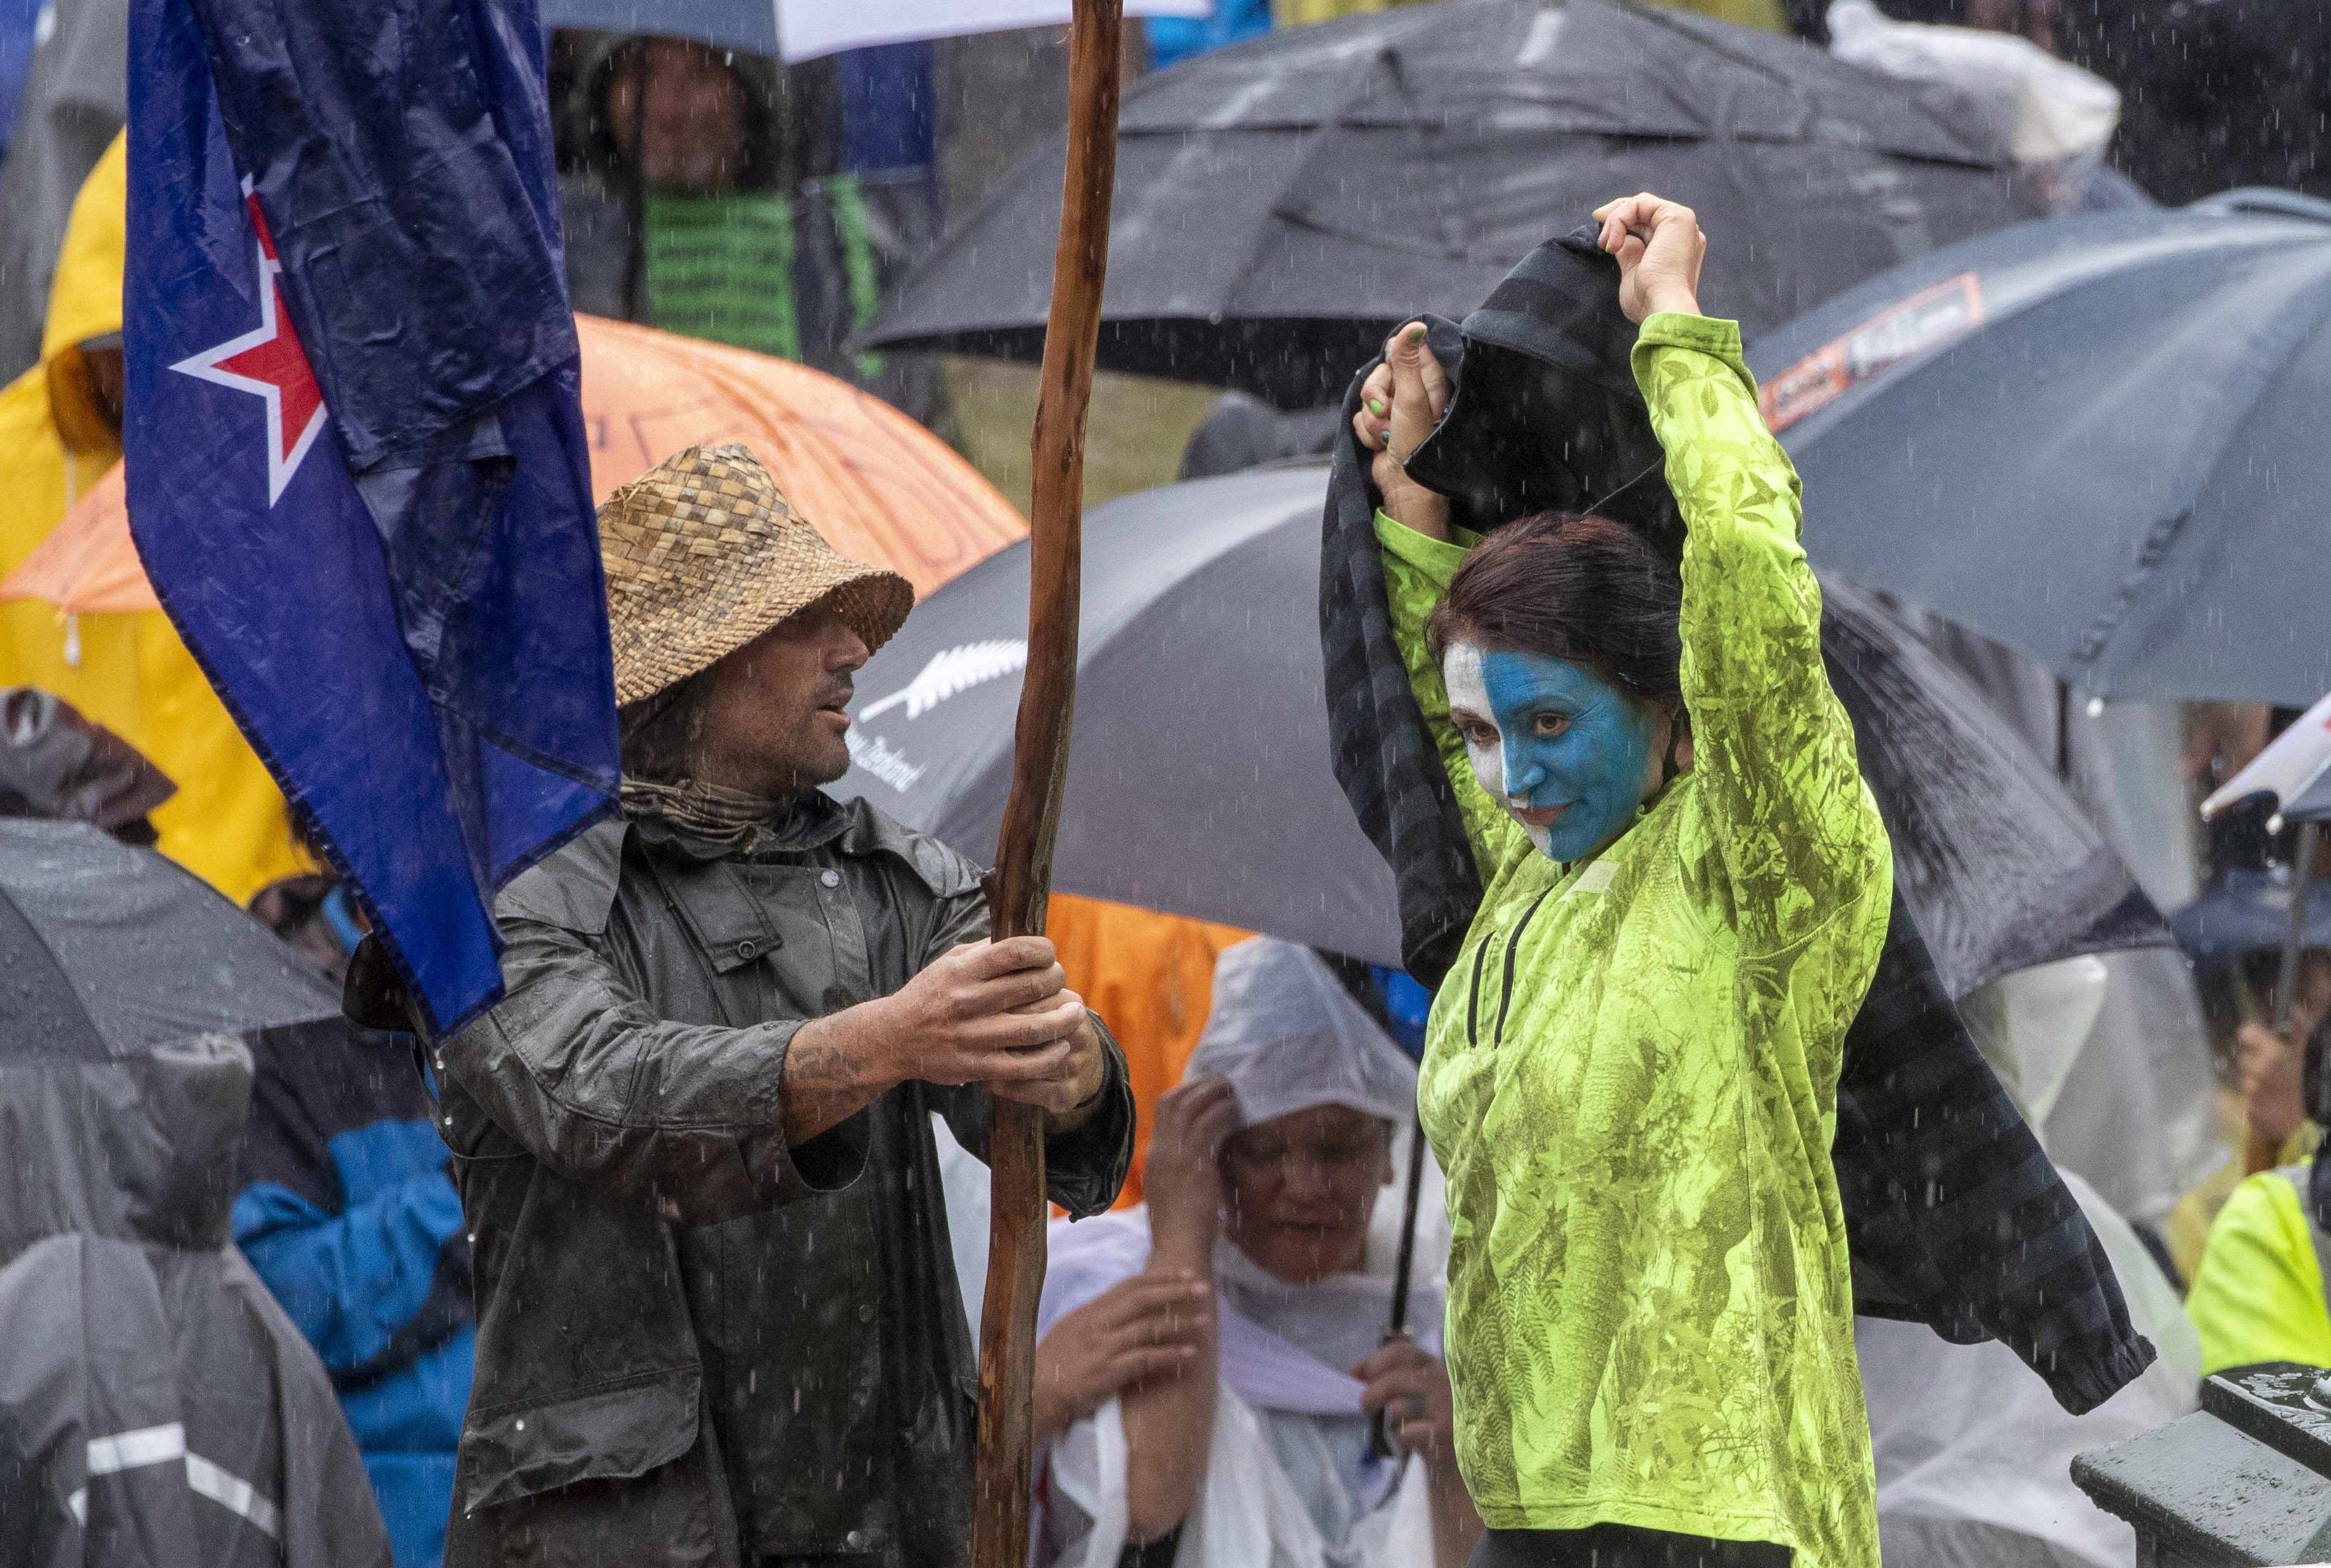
[619, 775, 793, 849]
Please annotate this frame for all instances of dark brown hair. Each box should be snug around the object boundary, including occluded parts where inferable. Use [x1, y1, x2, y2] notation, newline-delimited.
[1425, 511, 1684, 715]
[617, 669, 714, 782]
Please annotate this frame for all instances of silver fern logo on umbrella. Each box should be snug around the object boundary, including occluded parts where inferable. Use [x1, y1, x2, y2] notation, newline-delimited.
[846, 640, 1029, 794]
[857, 640, 1028, 723]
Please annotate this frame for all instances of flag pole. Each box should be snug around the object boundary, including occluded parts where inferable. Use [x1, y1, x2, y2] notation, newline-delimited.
[971, 7, 1122, 1568]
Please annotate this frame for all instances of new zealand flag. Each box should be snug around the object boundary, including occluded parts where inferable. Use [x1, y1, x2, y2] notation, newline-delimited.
[123, 0, 618, 1035]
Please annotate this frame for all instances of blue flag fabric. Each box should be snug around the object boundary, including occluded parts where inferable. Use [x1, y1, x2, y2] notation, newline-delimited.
[123, 0, 618, 1036]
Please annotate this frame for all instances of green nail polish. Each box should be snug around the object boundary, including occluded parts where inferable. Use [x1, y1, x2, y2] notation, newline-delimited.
[1368, 398, 1385, 415]
[1405, 326, 1425, 344]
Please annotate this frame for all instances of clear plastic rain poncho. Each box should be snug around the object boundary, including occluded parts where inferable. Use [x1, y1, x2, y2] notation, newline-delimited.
[1029, 937, 1445, 1568]
[1184, 936, 1419, 1130]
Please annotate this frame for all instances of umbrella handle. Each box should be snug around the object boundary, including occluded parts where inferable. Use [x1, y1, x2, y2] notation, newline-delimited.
[2247, 821, 2323, 1177]
[1368, 1116, 1432, 1461]
[2276, 821, 2322, 1035]
[1367, 1327, 1416, 1462]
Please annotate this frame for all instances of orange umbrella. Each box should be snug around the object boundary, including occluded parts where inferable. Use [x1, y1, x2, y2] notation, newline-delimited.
[0, 315, 1025, 614]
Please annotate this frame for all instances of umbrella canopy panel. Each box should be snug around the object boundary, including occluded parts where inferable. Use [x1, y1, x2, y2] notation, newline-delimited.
[867, 0, 2042, 406]
[841, 465, 1406, 961]
[1748, 201, 2331, 708]
[835, 467, 2166, 990]
[0, 819, 339, 1062]
[1820, 574, 2163, 995]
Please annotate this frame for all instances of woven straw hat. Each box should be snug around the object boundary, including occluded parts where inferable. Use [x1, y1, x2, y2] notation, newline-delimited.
[599, 443, 914, 707]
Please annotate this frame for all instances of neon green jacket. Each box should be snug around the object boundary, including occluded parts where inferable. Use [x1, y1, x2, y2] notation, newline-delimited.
[1382, 313, 1892, 1565]
[2190, 1163, 2331, 1374]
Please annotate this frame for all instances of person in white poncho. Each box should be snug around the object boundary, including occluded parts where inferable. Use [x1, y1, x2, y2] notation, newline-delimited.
[1030, 938, 1482, 1568]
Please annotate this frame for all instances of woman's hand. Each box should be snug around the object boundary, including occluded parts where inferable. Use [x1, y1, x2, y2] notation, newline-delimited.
[1354, 1339, 1459, 1469]
[1593, 193, 1706, 325]
[1119, 1081, 1237, 1543]
[1143, 1077, 1241, 1268]
[2242, 1019, 2308, 1148]
[1355, 1340, 1482, 1568]
[1352, 321, 1453, 541]
[1032, 1273, 1212, 1440]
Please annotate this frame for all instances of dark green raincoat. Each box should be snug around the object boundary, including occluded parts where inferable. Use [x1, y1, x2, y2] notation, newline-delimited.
[436, 793, 1133, 1568]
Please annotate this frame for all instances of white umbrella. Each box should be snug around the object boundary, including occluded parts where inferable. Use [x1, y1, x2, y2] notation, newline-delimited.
[537, 0, 1210, 61]
[2203, 690, 2331, 830]
[776, 0, 1206, 60]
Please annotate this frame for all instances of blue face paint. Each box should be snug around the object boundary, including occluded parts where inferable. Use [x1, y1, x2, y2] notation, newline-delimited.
[1443, 642, 1657, 863]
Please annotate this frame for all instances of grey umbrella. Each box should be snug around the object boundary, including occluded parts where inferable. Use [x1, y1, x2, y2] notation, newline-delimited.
[836, 466, 2164, 995]
[1745, 190, 2331, 709]
[862, 0, 2044, 408]
[0, 819, 341, 1063]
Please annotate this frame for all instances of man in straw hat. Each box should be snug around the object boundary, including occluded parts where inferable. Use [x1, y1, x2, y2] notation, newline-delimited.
[429, 445, 1135, 1568]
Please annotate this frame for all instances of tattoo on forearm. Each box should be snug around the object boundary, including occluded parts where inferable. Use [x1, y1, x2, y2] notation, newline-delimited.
[785, 1034, 862, 1096]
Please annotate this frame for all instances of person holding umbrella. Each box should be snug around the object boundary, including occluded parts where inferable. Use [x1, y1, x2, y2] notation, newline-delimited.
[2185, 690, 2331, 1374]
[1030, 937, 1482, 1568]
[1353, 195, 1892, 1567]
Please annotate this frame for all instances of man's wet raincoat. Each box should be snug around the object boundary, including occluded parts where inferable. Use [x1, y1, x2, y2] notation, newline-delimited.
[0, 132, 305, 904]
[437, 793, 1134, 1568]
[1382, 315, 1892, 1565]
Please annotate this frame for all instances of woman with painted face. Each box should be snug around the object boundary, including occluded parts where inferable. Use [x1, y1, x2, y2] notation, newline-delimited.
[1350, 194, 1893, 1568]
[1029, 937, 1482, 1568]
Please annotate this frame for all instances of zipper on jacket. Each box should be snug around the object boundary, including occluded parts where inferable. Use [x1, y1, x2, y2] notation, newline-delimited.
[1464, 937, 1492, 1049]
[1494, 885, 1559, 1047]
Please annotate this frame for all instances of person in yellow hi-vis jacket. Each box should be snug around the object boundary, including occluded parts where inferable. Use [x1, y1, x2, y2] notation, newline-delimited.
[2190, 998, 2331, 1376]
[2189, 1158, 2331, 1375]
[0, 131, 306, 903]
[1351, 194, 1892, 1568]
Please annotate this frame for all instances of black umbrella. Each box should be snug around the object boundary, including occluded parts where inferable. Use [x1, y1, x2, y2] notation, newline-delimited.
[863, 0, 2044, 408]
[0, 818, 341, 1063]
[0, 819, 395, 1565]
[1745, 191, 2331, 709]
[835, 467, 2164, 996]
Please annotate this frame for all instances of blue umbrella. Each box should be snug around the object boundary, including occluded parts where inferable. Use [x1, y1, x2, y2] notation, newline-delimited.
[1745, 190, 2331, 710]
[2171, 867, 2331, 973]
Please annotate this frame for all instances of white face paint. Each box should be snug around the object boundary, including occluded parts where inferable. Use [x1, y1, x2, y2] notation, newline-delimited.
[1444, 640, 1548, 858]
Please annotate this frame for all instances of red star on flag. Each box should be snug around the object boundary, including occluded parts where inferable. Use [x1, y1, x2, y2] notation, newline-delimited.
[170, 184, 329, 505]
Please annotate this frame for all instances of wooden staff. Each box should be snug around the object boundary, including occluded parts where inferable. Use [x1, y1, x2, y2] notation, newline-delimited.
[972, 6, 1123, 1567]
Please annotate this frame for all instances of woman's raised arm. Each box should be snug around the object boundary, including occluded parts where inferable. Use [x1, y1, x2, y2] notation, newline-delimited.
[1361, 325, 1533, 883]
[1607, 194, 1890, 957]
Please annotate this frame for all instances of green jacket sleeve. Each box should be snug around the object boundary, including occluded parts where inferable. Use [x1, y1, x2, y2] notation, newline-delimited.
[1633, 312, 1888, 957]
[1375, 512, 1531, 886]
[2190, 1167, 2331, 1375]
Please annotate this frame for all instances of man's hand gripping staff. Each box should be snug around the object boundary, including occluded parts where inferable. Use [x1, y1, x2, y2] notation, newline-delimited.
[783, 937, 1106, 1148]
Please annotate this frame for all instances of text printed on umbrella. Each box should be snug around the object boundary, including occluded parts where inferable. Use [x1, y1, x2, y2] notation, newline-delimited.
[1760, 274, 1985, 432]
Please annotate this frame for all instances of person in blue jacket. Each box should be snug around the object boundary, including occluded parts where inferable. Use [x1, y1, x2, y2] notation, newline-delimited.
[237, 870, 472, 1568]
